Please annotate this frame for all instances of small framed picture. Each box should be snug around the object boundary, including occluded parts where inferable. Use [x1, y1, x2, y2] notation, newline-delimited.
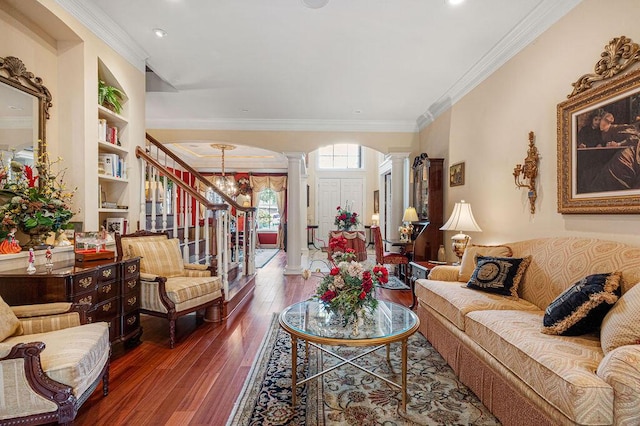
[449, 162, 465, 187]
[106, 217, 125, 235]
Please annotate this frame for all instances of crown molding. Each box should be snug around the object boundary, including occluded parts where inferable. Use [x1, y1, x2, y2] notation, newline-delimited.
[54, 0, 148, 71]
[146, 117, 418, 133]
[416, 0, 582, 131]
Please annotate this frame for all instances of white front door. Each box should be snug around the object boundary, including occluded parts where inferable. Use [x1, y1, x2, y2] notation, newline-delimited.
[317, 178, 364, 248]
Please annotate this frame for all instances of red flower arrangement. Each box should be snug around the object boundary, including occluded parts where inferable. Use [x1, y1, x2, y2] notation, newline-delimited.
[315, 235, 389, 327]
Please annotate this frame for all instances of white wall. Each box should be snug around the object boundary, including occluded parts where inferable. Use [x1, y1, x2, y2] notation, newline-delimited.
[421, 0, 640, 248]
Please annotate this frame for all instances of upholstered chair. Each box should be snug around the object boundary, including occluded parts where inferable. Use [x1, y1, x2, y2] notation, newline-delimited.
[371, 225, 410, 283]
[115, 230, 224, 348]
[0, 298, 110, 424]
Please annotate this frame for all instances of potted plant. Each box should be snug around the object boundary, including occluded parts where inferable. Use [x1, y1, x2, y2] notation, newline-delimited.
[98, 80, 124, 114]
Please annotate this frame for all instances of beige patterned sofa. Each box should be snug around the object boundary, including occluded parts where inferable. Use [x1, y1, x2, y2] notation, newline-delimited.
[415, 237, 640, 426]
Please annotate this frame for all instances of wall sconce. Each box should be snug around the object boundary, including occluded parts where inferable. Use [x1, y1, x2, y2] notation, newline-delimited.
[513, 131, 540, 214]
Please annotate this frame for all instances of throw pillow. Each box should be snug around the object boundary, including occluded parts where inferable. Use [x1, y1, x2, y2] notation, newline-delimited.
[0, 295, 22, 341]
[466, 255, 531, 298]
[600, 282, 640, 354]
[542, 272, 621, 336]
[458, 244, 513, 282]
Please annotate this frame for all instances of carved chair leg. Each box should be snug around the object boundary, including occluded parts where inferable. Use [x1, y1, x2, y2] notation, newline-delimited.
[102, 363, 110, 396]
[169, 319, 176, 349]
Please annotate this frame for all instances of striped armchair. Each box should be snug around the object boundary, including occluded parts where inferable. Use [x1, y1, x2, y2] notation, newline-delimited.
[0, 299, 110, 425]
[115, 231, 224, 348]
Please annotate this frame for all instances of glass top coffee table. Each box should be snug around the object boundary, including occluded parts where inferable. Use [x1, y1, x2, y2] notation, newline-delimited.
[279, 300, 419, 409]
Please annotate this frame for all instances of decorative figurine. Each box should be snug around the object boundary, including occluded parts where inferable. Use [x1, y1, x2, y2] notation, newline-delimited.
[26, 248, 36, 274]
[45, 246, 54, 271]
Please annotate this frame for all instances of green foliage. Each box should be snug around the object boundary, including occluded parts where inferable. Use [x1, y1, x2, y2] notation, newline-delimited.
[98, 80, 124, 114]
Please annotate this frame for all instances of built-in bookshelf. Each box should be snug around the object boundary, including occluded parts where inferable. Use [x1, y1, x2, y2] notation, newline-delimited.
[97, 59, 129, 229]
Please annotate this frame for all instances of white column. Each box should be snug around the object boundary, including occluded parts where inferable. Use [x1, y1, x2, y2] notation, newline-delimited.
[389, 152, 411, 239]
[284, 152, 304, 275]
[301, 167, 309, 258]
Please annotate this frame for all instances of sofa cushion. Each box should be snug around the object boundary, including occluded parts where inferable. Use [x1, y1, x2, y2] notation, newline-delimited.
[465, 310, 613, 425]
[140, 275, 222, 313]
[600, 282, 640, 354]
[458, 244, 512, 282]
[0, 296, 22, 341]
[542, 272, 621, 336]
[128, 238, 185, 278]
[414, 279, 539, 330]
[4, 322, 110, 398]
[467, 255, 531, 298]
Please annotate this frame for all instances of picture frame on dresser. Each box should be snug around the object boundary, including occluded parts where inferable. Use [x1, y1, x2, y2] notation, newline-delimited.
[557, 36, 640, 214]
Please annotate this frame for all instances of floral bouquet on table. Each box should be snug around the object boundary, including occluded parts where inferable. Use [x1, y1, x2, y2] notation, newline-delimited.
[398, 223, 413, 242]
[334, 205, 360, 231]
[314, 235, 389, 332]
[0, 153, 75, 249]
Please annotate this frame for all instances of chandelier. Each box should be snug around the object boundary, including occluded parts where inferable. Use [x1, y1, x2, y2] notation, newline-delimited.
[211, 143, 236, 197]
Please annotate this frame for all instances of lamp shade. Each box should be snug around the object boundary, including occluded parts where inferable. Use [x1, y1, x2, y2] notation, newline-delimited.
[440, 200, 482, 232]
[371, 213, 379, 223]
[402, 207, 419, 222]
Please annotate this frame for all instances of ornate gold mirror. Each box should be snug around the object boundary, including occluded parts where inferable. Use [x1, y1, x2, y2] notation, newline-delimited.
[0, 56, 52, 166]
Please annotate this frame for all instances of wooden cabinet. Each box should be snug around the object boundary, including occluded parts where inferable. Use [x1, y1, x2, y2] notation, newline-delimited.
[411, 154, 444, 262]
[0, 257, 142, 345]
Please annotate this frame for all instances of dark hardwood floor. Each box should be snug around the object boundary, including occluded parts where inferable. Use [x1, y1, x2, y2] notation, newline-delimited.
[75, 251, 413, 425]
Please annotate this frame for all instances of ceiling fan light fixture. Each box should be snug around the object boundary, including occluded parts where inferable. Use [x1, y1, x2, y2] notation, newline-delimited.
[301, 0, 329, 9]
[152, 28, 167, 38]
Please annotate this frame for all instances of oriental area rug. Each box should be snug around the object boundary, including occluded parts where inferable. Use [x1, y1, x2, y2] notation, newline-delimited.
[226, 314, 499, 426]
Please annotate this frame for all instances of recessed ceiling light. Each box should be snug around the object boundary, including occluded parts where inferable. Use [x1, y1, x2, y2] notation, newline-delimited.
[152, 28, 167, 38]
[353, 109, 362, 114]
[446, 0, 465, 5]
[241, 108, 249, 112]
[301, 0, 329, 9]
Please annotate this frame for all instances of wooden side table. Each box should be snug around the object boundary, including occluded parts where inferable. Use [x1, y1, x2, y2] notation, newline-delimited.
[408, 261, 446, 309]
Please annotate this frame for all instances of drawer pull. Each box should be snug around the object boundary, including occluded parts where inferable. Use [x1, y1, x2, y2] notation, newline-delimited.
[102, 269, 112, 278]
[127, 280, 138, 289]
[126, 316, 137, 325]
[102, 284, 112, 294]
[79, 295, 92, 304]
[102, 302, 112, 312]
[128, 265, 138, 274]
[127, 296, 137, 306]
[79, 277, 93, 288]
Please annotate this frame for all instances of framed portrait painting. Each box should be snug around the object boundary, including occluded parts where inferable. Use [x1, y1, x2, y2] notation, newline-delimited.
[449, 162, 465, 187]
[557, 67, 640, 214]
[373, 190, 379, 214]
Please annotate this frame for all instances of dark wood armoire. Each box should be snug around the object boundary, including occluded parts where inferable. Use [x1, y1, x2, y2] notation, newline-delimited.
[411, 154, 444, 261]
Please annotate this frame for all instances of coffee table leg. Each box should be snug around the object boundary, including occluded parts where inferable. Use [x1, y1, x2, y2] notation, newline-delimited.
[291, 334, 297, 406]
[402, 338, 408, 410]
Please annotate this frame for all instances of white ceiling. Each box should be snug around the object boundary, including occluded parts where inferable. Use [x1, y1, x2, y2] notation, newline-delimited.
[58, 0, 581, 170]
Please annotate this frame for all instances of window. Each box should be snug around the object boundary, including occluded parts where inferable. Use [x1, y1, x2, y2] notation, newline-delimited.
[318, 144, 361, 169]
[257, 188, 280, 230]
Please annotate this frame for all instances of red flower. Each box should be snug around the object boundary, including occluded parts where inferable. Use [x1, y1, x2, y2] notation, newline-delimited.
[359, 291, 366, 300]
[24, 165, 38, 188]
[362, 277, 373, 292]
[321, 290, 337, 302]
[330, 267, 340, 276]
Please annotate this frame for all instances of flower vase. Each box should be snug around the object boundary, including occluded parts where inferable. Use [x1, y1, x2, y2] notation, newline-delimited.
[23, 227, 52, 250]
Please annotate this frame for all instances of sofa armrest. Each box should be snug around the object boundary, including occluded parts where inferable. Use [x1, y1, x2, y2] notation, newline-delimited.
[0, 341, 74, 418]
[427, 265, 461, 282]
[12, 303, 91, 334]
[183, 263, 213, 277]
[597, 345, 640, 425]
[140, 272, 161, 281]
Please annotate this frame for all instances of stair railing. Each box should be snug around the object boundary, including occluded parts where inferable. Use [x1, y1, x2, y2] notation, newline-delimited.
[136, 134, 257, 298]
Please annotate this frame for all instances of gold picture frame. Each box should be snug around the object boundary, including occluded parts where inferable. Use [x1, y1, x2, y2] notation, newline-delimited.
[557, 67, 640, 214]
[449, 162, 465, 187]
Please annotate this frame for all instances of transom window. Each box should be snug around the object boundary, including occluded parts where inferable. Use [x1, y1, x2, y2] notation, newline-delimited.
[318, 144, 362, 169]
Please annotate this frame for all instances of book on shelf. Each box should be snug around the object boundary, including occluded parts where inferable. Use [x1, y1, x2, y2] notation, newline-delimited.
[106, 126, 118, 144]
[98, 153, 125, 178]
[98, 119, 107, 142]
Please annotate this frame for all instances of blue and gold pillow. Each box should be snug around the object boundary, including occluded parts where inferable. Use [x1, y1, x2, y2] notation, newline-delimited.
[542, 272, 621, 336]
[466, 255, 531, 298]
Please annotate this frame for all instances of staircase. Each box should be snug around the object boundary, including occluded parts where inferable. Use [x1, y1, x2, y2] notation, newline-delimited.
[137, 133, 257, 317]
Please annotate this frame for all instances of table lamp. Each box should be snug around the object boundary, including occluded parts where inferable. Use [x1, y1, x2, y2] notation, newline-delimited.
[371, 213, 379, 226]
[401, 207, 419, 242]
[440, 200, 482, 264]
